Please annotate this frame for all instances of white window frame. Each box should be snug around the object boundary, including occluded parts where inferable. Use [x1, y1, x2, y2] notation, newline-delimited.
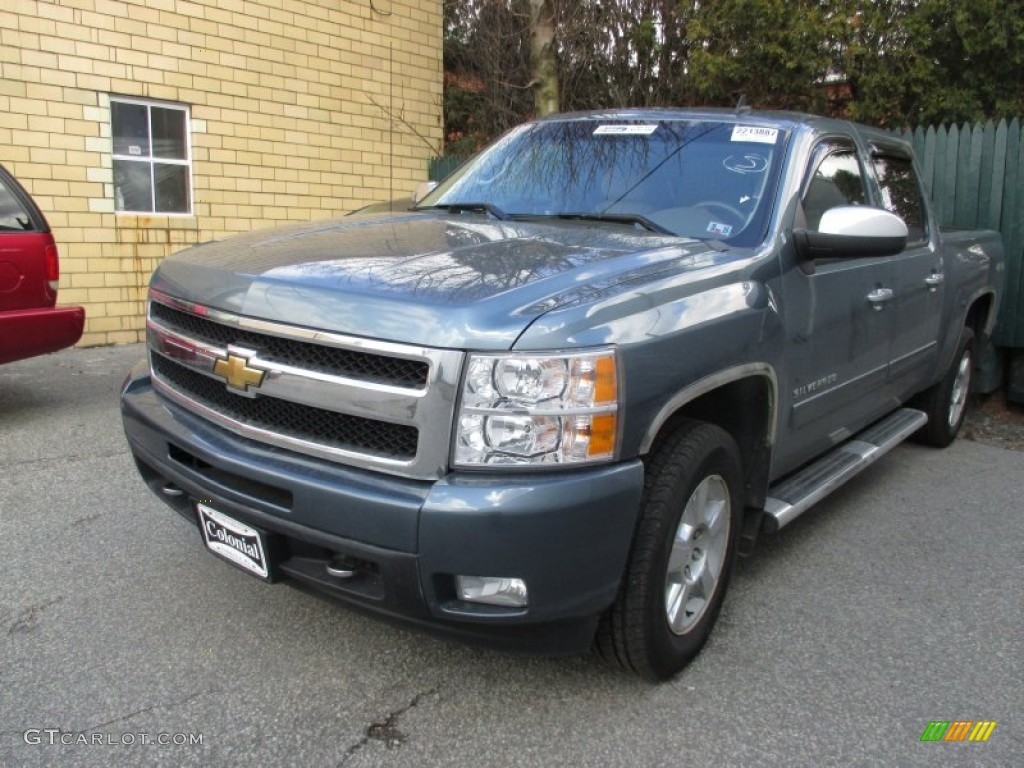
[110, 96, 194, 216]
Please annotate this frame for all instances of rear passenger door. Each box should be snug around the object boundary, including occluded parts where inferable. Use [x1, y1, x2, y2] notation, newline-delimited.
[869, 148, 942, 396]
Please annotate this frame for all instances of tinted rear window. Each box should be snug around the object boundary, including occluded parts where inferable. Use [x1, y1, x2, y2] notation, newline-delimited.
[0, 178, 35, 232]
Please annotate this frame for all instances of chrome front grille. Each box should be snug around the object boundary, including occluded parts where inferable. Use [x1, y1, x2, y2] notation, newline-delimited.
[146, 291, 463, 479]
[151, 354, 419, 459]
[149, 301, 429, 388]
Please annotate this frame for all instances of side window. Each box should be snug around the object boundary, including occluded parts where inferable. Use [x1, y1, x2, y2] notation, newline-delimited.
[802, 147, 867, 230]
[872, 154, 928, 244]
[0, 178, 33, 232]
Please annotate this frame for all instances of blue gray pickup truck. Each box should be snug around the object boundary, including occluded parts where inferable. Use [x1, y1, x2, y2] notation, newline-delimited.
[121, 109, 1004, 679]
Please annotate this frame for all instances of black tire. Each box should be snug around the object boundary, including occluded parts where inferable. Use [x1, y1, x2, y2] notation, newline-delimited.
[914, 327, 975, 448]
[595, 420, 742, 680]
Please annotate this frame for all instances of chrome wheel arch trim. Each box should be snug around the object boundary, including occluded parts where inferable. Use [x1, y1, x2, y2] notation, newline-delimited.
[638, 363, 779, 455]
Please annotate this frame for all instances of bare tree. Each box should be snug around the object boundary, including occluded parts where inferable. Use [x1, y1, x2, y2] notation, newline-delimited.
[530, 0, 559, 116]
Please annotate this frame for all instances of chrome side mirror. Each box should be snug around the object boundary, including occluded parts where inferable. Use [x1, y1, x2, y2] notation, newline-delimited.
[795, 206, 908, 263]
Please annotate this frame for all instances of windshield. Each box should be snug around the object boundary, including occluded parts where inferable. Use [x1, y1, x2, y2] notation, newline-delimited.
[418, 119, 788, 246]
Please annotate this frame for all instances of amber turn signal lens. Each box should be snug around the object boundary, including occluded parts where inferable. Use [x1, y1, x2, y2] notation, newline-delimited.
[594, 354, 617, 404]
[587, 413, 618, 458]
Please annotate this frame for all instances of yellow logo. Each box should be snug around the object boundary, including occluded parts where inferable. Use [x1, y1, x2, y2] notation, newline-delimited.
[213, 353, 265, 393]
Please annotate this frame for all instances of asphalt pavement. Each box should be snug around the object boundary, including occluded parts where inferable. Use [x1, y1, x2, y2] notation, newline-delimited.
[1, 344, 1021, 767]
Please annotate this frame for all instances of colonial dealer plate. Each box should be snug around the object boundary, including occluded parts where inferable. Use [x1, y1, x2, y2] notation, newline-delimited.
[197, 503, 270, 580]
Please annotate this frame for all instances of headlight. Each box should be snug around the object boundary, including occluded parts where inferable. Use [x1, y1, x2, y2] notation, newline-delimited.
[454, 348, 619, 467]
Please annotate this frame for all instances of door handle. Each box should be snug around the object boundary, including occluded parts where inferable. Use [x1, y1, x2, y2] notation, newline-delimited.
[866, 288, 894, 310]
[925, 272, 945, 291]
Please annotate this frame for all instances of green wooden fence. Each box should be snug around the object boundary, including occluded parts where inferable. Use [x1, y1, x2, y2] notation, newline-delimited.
[428, 154, 467, 182]
[894, 119, 1024, 349]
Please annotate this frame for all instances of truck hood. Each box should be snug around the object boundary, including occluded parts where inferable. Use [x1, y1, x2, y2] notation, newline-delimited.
[152, 212, 732, 349]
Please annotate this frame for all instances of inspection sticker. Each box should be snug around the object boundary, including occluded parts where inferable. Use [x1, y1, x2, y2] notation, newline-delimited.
[731, 125, 778, 144]
[594, 124, 658, 135]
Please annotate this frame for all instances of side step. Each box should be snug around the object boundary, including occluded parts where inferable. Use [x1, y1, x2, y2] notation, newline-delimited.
[763, 408, 927, 532]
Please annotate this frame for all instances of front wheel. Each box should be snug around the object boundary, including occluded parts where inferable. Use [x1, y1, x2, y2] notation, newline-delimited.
[914, 327, 975, 448]
[595, 421, 742, 680]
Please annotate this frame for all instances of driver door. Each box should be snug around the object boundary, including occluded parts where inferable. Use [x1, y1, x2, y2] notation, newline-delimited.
[775, 139, 895, 476]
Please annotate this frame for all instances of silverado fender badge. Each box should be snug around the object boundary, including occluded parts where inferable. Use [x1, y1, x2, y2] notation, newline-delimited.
[212, 347, 265, 395]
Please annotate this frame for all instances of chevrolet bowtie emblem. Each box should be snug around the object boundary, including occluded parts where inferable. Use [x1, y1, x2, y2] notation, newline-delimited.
[213, 352, 265, 393]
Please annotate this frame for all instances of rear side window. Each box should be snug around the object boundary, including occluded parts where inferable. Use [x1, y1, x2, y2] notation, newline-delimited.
[872, 154, 928, 244]
[0, 178, 34, 232]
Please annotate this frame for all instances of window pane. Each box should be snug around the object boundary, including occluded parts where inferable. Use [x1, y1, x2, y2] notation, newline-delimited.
[803, 149, 866, 229]
[113, 159, 153, 212]
[873, 155, 927, 243]
[154, 163, 190, 213]
[0, 180, 33, 230]
[112, 102, 150, 157]
[151, 107, 187, 159]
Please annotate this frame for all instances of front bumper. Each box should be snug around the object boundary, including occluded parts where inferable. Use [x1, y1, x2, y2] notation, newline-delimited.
[121, 363, 644, 654]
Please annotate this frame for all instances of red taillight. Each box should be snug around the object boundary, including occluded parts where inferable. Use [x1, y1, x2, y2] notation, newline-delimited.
[44, 241, 59, 294]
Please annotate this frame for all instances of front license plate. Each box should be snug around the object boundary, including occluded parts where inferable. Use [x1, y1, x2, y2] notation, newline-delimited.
[197, 503, 270, 580]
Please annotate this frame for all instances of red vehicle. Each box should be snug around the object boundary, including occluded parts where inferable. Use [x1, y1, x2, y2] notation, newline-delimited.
[0, 165, 84, 364]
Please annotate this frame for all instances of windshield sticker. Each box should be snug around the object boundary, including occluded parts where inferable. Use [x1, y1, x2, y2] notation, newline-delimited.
[731, 126, 778, 144]
[724, 154, 769, 174]
[593, 125, 659, 136]
[707, 221, 733, 237]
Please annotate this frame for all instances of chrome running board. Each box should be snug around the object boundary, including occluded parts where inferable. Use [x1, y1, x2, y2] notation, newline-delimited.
[763, 408, 928, 531]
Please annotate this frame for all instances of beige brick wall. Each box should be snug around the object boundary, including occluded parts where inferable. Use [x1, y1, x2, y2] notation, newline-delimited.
[1, 0, 442, 346]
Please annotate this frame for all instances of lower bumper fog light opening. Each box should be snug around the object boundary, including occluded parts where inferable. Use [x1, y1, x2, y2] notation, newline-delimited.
[455, 576, 528, 607]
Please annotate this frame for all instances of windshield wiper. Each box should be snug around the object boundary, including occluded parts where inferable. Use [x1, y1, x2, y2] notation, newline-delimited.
[553, 212, 673, 235]
[416, 202, 511, 221]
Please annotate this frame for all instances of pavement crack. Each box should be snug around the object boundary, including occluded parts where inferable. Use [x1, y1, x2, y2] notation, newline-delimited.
[89, 689, 221, 731]
[72, 513, 102, 527]
[338, 688, 438, 765]
[0, 450, 125, 471]
[7, 597, 64, 635]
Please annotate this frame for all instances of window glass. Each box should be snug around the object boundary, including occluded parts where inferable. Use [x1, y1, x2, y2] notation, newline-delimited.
[113, 160, 153, 212]
[802, 149, 866, 230]
[0, 180, 32, 231]
[111, 99, 191, 214]
[419, 120, 789, 247]
[154, 163, 190, 211]
[872, 154, 928, 243]
[151, 108, 187, 159]
[111, 102, 150, 157]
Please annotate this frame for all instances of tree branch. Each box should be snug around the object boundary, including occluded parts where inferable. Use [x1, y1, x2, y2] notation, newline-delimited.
[366, 94, 440, 155]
